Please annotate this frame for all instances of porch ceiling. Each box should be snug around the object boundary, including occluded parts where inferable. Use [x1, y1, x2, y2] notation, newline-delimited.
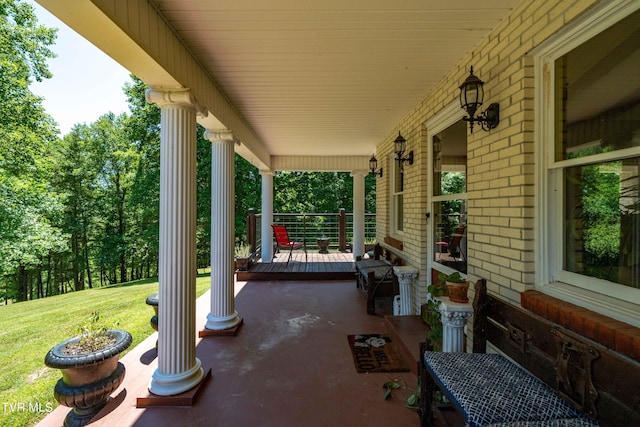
[37, 0, 521, 164]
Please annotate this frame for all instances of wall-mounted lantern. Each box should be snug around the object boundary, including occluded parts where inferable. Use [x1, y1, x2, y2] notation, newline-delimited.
[369, 155, 383, 177]
[459, 66, 499, 133]
[393, 131, 413, 166]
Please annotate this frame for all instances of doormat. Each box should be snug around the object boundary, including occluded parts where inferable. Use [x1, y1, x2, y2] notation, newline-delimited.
[347, 334, 409, 373]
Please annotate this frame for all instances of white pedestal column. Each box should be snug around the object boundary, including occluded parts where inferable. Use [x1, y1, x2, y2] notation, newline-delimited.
[393, 266, 418, 315]
[351, 171, 366, 261]
[204, 130, 241, 331]
[437, 297, 474, 352]
[146, 88, 204, 396]
[260, 170, 274, 263]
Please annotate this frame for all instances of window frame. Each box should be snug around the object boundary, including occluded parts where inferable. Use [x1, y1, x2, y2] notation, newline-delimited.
[534, 0, 640, 325]
[426, 102, 468, 276]
[389, 152, 404, 239]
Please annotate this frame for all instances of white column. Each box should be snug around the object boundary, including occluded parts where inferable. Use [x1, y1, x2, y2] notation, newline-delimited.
[260, 170, 274, 263]
[437, 297, 474, 352]
[393, 266, 418, 315]
[146, 88, 204, 396]
[351, 171, 367, 261]
[204, 130, 241, 331]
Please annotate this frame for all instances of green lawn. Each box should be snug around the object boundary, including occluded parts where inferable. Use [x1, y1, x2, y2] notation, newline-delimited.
[0, 274, 211, 427]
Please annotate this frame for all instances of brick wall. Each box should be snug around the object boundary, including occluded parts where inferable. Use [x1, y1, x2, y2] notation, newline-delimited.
[374, 0, 600, 313]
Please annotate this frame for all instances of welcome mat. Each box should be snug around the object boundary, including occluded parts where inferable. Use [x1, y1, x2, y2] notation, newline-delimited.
[347, 334, 409, 373]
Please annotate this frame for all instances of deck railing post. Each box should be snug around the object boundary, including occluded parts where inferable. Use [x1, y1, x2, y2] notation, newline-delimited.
[339, 208, 346, 252]
[247, 208, 256, 254]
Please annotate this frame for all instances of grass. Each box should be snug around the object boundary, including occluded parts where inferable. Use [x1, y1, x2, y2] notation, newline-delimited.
[0, 274, 211, 427]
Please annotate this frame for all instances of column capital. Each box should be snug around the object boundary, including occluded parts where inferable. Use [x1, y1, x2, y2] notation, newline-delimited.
[437, 297, 474, 327]
[350, 170, 369, 178]
[259, 169, 275, 176]
[145, 88, 207, 117]
[393, 266, 419, 281]
[204, 129, 237, 144]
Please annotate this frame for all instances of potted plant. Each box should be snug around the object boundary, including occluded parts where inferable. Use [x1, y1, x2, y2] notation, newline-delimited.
[439, 271, 470, 303]
[235, 243, 252, 271]
[44, 312, 132, 427]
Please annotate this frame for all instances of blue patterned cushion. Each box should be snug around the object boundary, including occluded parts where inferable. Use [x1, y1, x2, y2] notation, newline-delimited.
[487, 419, 600, 427]
[423, 352, 592, 426]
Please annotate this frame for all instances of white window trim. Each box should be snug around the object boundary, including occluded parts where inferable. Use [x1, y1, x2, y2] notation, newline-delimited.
[426, 102, 468, 277]
[389, 152, 404, 239]
[533, 0, 640, 327]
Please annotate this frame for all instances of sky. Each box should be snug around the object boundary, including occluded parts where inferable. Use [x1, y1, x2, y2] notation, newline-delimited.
[28, 0, 132, 136]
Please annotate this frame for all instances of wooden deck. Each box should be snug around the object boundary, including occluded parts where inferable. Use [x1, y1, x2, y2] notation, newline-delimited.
[236, 249, 356, 281]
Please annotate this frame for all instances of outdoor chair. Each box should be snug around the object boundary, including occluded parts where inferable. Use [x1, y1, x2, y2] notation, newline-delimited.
[436, 225, 466, 261]
[272, 224, 307, 266]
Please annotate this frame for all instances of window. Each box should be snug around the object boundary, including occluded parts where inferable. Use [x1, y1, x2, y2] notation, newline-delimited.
[432, 120, 467, 274]
[537, 2, 640, 309]
[390, 155, 404, 236]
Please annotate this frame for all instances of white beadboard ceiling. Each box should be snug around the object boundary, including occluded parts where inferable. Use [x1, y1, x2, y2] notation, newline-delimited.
[147, 0, 521, 158]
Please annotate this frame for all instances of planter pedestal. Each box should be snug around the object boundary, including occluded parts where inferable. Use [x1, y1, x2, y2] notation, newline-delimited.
[54, 363, 126, 427]
[437, 297, 473, 352]
[45, 329, 132, 427]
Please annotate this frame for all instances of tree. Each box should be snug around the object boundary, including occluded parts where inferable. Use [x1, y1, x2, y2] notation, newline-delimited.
[49, 124, 100, 291]
[0, 0, 62, 301]
[124, 76, 161, 279]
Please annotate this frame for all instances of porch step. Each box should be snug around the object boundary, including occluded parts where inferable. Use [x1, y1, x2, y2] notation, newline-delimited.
[383, 314, 430, 377]
[236, 270, 355, 281]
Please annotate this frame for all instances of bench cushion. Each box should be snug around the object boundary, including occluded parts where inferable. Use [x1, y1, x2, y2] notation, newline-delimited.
[423, 352, 592, 426]
[487, 419, 600, 427]
[355, 259, 393, 281]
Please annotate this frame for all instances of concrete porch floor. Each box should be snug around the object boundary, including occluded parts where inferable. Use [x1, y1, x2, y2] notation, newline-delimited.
[38, 280, 424, 427]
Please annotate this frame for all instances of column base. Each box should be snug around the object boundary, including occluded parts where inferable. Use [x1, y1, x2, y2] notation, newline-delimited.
[148, 358, 204, 396]
[204, 311, 242, 331]
[138, 368, 211, 407]
[199, 317, 244, 337]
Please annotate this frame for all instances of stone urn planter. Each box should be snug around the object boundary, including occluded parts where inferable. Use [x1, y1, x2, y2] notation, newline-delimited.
[146, 293, 159, 332]
[316, 237, 330, 254]
[146, 293, 159, 348]
[44, 329, 132, 427]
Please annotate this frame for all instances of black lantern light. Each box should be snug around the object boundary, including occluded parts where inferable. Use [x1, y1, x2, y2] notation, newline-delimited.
[369, 155, 383, 177]
[393, 131, 413, 166]
[459, 66, 499, 133]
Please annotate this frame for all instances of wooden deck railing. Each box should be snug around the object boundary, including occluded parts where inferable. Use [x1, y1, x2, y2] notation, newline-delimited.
[245, 209, 376, 255]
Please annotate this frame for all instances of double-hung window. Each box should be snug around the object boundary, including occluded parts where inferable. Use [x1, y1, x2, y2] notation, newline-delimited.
[536, 2, 640, 316]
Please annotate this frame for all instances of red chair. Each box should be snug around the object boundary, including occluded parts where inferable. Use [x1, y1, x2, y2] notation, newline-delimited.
[272, 224, 307, 266]
[436, 225, 466, 261]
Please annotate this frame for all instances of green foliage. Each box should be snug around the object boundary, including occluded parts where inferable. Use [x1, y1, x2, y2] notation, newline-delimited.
[382, 378, 420, 409]
[424, 276, 448, 351]
[273, 171, 375, 214]
[64, 311, 117, 355]
[438, 271, 465, 284]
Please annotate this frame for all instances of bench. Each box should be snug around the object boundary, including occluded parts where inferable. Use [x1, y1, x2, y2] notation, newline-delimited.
[419, 279, 640, 427]
[354, 244, 401, 315]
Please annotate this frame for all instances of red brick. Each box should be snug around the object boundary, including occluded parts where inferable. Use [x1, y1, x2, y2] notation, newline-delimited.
[568, 307, 591, 337]
[543, 298, 567, 324]
[614, 327, 637, 359]
[634, 335, 640, 362]
[595, 319, 621, 349]
[521, 290, 542, 311]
